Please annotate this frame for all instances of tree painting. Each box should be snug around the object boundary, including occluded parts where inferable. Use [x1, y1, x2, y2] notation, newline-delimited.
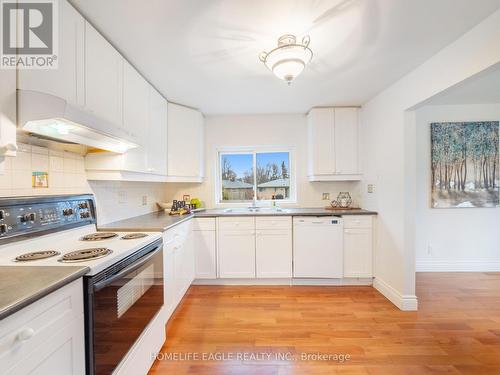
[431, 121, 499, 208]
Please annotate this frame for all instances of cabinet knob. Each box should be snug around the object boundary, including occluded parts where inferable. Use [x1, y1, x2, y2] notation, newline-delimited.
[17, 327, 35, 342]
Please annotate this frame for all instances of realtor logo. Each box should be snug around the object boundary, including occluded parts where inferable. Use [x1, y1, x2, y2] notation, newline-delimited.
[1, 0, 58, 69]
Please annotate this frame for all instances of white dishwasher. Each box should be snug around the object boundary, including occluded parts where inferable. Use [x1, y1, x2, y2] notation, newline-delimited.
[293, 216, 344, 278]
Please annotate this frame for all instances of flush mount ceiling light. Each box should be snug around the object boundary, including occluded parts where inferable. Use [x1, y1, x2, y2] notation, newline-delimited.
[259, 34, 313, 84]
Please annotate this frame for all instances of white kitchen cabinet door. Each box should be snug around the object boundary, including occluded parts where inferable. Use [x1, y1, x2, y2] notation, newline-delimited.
[255, 229, 292, 278]
[121, 61, 149, 172]
[0, 66, 17, 160]
[307, 108, 334, 177]
[0, 279, 85, 375]
[163, 234, 176, 321]
[167, 103, 204, 182]
[194, 230, 217, 279]
[18, 0, 85, 107]
[218, 230, 256, 278]
[85, 21, 123, 127]
[147, 87, 168, 175]
[334, 108, 359, 175]
[307, 107, 361, 181]
[343, 228, 373, 278]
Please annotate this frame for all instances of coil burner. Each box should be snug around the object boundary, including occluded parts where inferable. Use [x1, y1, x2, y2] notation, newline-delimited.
[80, 232, 118, 241]
[60, 248, 112, 262]
[15, 250, 61, 262]
[121, 233, 148, 240]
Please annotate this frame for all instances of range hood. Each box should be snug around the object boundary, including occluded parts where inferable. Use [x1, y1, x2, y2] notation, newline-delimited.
[17, 90, 138, 154]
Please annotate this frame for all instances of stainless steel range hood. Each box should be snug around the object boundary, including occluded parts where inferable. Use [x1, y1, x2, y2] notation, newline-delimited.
[17, 90, 138, 154]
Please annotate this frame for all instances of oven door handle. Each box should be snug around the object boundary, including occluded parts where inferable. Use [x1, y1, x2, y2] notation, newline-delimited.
[93, 246, 162, 292]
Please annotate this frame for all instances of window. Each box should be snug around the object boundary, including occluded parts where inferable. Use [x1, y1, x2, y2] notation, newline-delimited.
[218, 150, 293, 204]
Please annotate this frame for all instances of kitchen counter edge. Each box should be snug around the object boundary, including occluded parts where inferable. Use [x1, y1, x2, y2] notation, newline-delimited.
[0, 266, 89, 320]
[99, 209, 377, 233]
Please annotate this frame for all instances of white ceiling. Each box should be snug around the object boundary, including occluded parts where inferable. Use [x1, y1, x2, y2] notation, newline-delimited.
[422, 63, 500, 106]
[70, 0, 500, 114]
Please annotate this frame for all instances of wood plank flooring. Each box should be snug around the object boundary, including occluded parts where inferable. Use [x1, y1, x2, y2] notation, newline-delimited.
[149, 273, 500, 374]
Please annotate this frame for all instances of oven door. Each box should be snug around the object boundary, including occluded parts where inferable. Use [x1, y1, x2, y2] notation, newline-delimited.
[85, 239, 164, 375]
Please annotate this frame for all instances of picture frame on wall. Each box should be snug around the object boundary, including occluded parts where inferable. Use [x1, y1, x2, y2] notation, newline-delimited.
[430, 121, 499, 208]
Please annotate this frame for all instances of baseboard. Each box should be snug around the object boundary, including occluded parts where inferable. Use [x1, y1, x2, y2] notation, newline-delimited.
[373, 277, 418, 311]
[416, 260, 500, 272]
[193, 278, 373, 286]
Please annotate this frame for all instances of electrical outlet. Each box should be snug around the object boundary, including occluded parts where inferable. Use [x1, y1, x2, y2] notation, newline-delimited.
[142, 195, 148, 206]
[322, 192, 330, 200]
[118, 190, 127, 204]
[367, 184, 375, 193]
[427, 245, 432, 255]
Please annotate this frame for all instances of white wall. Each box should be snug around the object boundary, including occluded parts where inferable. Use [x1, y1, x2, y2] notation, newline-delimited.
[360, 8, 500, 310]
[164, 114, 361, 208]
[415, 104, 500, 271]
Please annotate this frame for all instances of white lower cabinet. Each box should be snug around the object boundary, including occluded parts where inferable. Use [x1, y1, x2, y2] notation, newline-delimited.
[217, 217, 256, 278]
[163, 220, 194, 321]
[255, 217, 292, 278]
[193, 218, 217, 279]
[0, 279, 85, 375]
[343, 216, 373, 278]
[218, 230, 256, 278]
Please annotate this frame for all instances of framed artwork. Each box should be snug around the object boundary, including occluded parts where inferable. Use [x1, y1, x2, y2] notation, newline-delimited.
[430, 121, 499, 208]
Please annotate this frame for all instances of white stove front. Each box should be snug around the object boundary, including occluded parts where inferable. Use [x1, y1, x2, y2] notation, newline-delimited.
[0, 225, 162, 275]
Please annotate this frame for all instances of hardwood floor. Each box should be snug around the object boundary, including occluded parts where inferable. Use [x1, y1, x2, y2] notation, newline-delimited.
[149, 273, 500, 374]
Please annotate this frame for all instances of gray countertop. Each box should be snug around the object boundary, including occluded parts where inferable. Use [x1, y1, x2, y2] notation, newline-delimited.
[0, 266, 89, 320]
[195, 207, 377, 217]
[99, 207, 377, 232]
[99, 211, 195, 232]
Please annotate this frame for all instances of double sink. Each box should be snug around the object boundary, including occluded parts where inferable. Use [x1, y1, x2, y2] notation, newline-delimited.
[222, 207, 291, 214]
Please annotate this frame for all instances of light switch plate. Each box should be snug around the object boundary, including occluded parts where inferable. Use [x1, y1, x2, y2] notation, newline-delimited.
[142, 195, 148, 206]
[367, 184, 375, 193]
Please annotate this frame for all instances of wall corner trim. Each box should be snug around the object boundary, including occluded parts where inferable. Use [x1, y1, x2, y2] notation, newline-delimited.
[373, 277, 418, 311]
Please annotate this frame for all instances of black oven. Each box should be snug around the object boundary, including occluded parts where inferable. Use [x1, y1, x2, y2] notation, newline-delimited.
[84, 238, 164, 375]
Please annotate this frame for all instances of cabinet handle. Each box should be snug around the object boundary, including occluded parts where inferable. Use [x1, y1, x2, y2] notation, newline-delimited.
[16, 328, 35, 342]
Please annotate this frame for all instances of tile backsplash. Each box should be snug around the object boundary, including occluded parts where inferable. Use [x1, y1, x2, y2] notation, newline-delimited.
[0, 143, 169, 225]
[0, 143, 91, 196]
[89, 180, 169, 225]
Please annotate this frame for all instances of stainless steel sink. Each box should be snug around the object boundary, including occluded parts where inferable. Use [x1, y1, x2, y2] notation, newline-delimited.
[222, 207, 290, 214]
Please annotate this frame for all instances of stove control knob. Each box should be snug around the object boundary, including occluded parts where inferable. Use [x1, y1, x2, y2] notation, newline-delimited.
[0, 210, 5, 220]
[79, 202, 89, 209]
[63, 208, 74, 216]
[29, 213, 36, 221]
[20, 214, 30, 223]
[0, 224, 7, 235]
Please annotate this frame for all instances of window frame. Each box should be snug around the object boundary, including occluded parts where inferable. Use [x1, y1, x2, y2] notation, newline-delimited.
[215, 146, 296, 206]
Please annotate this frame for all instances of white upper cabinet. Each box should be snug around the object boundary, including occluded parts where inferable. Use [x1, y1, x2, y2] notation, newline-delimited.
[334, 108, 359, 175]
[84, 21, 123, 128]
[147, 87, 168, 176]
[120, 61, 150, 172]
[85, 54, 169, 180]
[307, 107, 361, 181]
[18, 0, 85, 106]
[307, 108, 335, 176]
[167, 103, 204, 182]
